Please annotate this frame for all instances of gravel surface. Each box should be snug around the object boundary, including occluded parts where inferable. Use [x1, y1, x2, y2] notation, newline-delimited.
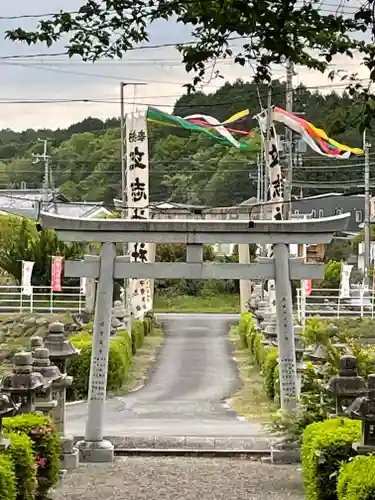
[51, 457, 305, 500]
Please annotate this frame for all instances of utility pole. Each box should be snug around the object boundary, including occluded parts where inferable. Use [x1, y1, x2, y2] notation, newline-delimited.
[364, 130, 371, 286]
[32, 139, 51, 210]
[284, 60, 294, 219]
[262, 84, 272, 223]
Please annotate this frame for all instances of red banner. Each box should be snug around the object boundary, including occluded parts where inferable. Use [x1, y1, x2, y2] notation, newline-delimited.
[304, 279, 312, 297]
[51, 256, 64, 292]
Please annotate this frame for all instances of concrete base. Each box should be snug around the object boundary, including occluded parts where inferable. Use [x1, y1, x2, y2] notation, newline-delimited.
[62, 449, 79, 470]
[77, 439, 114, 463]
[271, 441, 300, 464]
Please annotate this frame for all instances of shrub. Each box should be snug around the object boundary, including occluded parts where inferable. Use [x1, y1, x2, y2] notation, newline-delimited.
[337, 455, 375, 500]
[131, 320, 145, 354]
[69, 327, 133, 399]
[4, 414, 60, 500]
[0, 454, 16, 500]
[238, 313, 252, 348]
[8, 432, 36, 500]
[253, 333, 266, 368]
[302, 417, 361, 500]
[264, 347, 278, 400]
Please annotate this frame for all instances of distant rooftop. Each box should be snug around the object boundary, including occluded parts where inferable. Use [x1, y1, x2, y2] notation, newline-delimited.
[0, 189, 112, 219]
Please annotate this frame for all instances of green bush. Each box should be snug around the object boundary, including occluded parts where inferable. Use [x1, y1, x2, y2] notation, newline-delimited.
[69, 327, 133, 399]
[302, 417, 361, 500]
[8, 432, 36, 500]
[337, 455, 375, 500]
[238, 312, 252, 348]
[131, 320, 145, 354]
[264, 347, 278, 400]
[4, 414, 60, 500]
[0, 454, 16, 500]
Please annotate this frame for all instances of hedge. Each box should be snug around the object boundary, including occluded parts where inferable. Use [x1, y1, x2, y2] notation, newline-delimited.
[68, 318, 153, 399]
[4, 414, 60, 500]
[337, 455, 375, 500]
[0, 454, 16, 500]
[238, 312, 280, 402]
[8, 432, 36, 500]
[301, 417, 361, 500]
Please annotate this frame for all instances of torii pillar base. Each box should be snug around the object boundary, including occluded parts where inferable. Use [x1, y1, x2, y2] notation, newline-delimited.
[76, 439, 114, 463]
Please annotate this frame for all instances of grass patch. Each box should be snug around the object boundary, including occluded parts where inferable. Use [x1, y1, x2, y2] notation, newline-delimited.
[154, 293, 240, 313]
[229, 326, 275, 423]
[115, 326, 164, 395]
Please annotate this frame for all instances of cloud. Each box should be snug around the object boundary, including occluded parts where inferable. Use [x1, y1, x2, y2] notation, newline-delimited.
[0, 1, 369, 131]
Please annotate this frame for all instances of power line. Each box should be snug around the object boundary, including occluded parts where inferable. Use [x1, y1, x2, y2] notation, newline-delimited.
[0, 2, 361, 20]
[0, 36, 249, 60]
[0, 78, 369, 106]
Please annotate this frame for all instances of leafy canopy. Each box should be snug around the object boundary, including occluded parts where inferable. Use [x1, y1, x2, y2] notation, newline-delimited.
[5, 0, 375, 128]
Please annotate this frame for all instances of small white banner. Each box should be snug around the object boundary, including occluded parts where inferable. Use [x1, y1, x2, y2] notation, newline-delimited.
[80, 277, 87, 296]
[339, 264, 353, 298]
[21, 261, 34, 296]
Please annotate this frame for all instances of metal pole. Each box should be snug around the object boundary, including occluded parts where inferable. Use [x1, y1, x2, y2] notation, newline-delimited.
[364, 129, 371, 285]
[284, 61, 294, 219]
[263, 85, 272, 221]
[256, 154, 261, 202]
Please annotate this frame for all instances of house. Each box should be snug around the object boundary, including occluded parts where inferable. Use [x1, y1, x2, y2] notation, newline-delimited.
[291, 192, 365, 234]
[0, 189, 113, 219]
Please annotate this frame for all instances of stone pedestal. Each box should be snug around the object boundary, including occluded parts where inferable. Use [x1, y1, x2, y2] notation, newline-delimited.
[61, 435, 79, 470]
[76, 439, 114, 463]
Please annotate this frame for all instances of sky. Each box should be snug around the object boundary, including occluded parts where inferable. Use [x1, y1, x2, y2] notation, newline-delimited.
[0, 0, 369, 131]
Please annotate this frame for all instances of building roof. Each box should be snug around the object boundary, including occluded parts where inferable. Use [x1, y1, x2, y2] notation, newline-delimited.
[0, 189, 112, 219]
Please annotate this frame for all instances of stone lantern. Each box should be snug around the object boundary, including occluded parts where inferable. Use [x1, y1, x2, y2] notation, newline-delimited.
[326, 355, 367, 416]
[2, 352, 44, 413]
[43, 321, 80, 471]
[0, 394, 21, 450]
[30, 335, 44, 352]
[263, 316, 278, 345]
[32, 346, 60, 415]
[346, 374, 375, 455]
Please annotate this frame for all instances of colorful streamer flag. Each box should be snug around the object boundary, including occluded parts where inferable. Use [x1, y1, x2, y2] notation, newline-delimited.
[272, 106, 363, 159]
[146, 107, 253, 150]
[51, 256, 64, 292]
[21, 261, 34, 296]
[250, 106, 362, 158]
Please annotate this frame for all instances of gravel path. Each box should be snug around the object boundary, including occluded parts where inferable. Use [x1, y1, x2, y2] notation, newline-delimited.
[52, 457, 305, 500]
[66, 313, 264, 438]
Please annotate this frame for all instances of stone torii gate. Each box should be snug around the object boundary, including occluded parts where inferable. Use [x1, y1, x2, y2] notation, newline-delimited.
[38, 211, 350, 462]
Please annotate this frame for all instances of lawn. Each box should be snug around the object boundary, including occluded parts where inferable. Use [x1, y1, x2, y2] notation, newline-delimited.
[153, 293, 240, 313]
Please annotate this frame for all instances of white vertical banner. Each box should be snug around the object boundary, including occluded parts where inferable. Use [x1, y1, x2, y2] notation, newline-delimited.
[256, 108, 284, 316]
[339, 264, 353, 298]
[80, 277, 87, 296]
[126, 109, 152, 319]
[21, 261, 34, 296]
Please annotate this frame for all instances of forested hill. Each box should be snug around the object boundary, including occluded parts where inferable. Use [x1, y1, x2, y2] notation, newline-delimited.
[0, 79, 367, 207]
